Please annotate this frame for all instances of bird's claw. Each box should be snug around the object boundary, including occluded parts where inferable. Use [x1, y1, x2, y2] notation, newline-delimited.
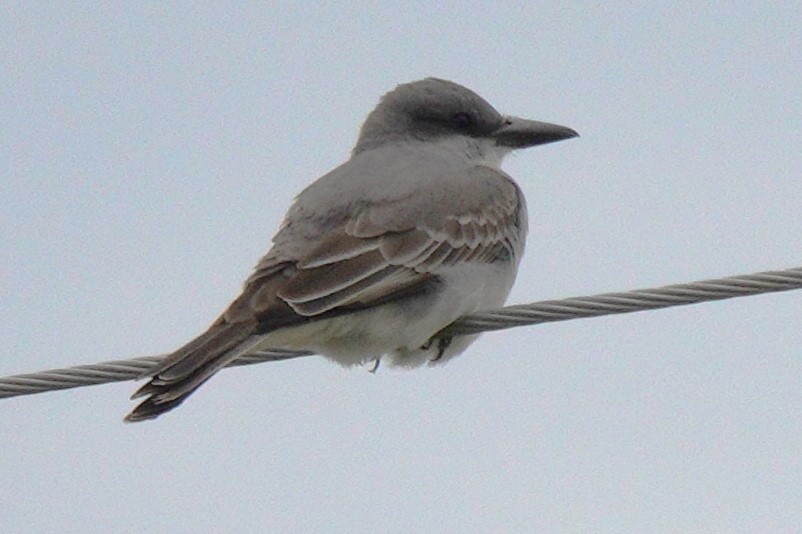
[424, 336, 453, 362]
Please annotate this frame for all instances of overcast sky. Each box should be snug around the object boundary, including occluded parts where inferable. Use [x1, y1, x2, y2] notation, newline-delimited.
[2, 2, 801, 532]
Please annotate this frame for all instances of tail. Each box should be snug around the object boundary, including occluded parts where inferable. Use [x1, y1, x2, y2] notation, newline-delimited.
[124, 320, 257, 422]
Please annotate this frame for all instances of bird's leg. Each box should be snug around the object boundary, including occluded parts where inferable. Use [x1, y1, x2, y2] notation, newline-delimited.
[368, 357, 381, 373]
[427, 337, 453, 362]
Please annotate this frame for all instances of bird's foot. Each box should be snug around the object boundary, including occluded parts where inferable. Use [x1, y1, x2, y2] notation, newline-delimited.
[368, 357, 381, 373]
[424, 337, 453, 362]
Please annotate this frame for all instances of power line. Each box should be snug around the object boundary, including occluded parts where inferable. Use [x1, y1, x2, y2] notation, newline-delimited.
[1, 266, 800, 400]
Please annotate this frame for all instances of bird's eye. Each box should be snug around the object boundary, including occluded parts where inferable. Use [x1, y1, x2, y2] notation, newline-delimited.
[450, 112, 474, 129]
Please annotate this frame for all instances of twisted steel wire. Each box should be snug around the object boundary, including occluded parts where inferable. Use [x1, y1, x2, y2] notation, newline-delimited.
[2, 266, 800, 400]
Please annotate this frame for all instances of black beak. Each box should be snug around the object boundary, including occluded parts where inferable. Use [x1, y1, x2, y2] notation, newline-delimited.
[494, 116, 579, 148]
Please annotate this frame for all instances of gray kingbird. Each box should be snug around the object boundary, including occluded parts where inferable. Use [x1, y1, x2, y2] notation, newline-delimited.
[126, 78, 577, 422]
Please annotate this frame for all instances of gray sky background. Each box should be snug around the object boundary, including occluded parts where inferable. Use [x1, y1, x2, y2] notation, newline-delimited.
[2, 2, 801, 532]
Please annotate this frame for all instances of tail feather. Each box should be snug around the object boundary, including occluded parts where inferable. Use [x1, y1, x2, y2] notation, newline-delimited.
[155, 323, 255, 382]
[125, 321, 257, 422]
[124, 385, 205, 423]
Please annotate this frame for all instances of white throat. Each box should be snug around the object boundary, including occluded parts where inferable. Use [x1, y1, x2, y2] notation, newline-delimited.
[431, 134, 512, 170]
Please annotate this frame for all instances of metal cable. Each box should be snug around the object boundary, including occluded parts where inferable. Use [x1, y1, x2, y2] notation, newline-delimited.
[2, 266, 800, 400]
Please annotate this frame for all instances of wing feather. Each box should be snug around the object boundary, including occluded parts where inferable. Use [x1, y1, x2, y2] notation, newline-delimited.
[272, 172, 524, 315]
[280, 249, 387, 302]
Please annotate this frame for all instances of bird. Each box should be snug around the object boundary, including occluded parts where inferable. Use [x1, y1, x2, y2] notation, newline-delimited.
[125, 77, 578, 422]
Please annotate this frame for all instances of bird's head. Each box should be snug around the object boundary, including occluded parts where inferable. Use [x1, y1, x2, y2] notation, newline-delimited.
[353, 78, 578, 157]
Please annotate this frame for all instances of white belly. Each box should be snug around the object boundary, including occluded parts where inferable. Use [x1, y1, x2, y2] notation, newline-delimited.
[249, 260, 518, 368]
